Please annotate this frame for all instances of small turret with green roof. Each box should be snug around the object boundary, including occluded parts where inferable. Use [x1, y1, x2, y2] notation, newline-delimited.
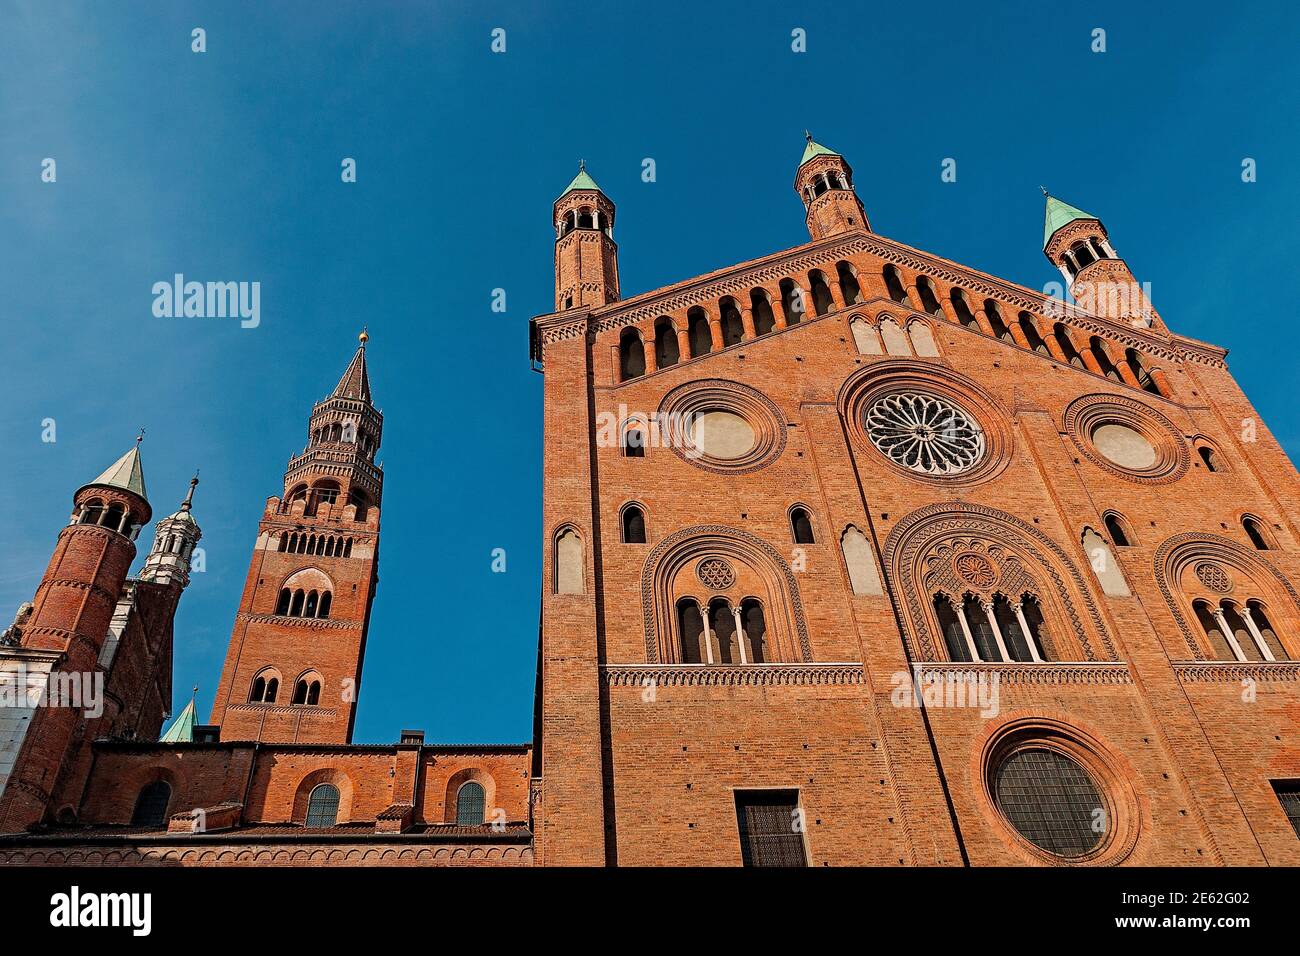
[557, 160, 603, 200]
[794, 131, 869, 238]
[1042, 191, 1101, 250]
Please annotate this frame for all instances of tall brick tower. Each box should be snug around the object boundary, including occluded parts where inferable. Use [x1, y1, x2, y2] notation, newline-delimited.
[0, 442, 152, 830]
[554, 162, 619, 311]
[796, 132, 870, 239]
[210, 332, 382, 744]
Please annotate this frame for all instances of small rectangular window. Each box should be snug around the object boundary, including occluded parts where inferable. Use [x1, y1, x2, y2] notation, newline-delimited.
[1273, 781, 1300, 840]
[734, 789, 807, 867]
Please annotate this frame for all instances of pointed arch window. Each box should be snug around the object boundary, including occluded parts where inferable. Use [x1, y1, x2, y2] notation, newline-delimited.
[289, 589, 306, 617]
[276, 588, 291, 615]
[934, 594, 972, 662]
[1243, 516, 1272, 551]
[456, 781, 486, 825]
[622, 424, 645, 458]
[1103, 513, 1134, 547]
[318, 591, 332, 619]
[305, 784, 340, 828]
[789, 507, 815, 544]
[250, 669, 281, 703]
[740, 599, 768, 664]
[554, 527, 584, 594]
[621, 504, 647, 544]
[1245, 601, 1287, 660]
[1198, 445, 1221, 472]
[1193, 600, 1235, 660]
[962, 595, 1000, 661]
[677, 598, 706, 664]
[293, 675, 323, 706]
[709, 599, 741, 664]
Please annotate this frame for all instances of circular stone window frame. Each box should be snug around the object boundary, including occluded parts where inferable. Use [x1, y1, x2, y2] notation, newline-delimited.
[1064, 394, 1189, 485]
[658, 379, 787, 475]
[974, 716, 1143, 867]
[840, 361, 1013, 487]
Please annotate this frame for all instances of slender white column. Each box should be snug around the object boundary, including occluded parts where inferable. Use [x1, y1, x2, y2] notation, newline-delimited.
[1213, 608, 1249, 662]
[984, 602, 1012, 663]
[956, 604, 981, 662]
[732, 606, 748, 665]
[699, 605, 715, 665]
[1239, 606, 1277, 662]
[1013, 602, 1043, 663]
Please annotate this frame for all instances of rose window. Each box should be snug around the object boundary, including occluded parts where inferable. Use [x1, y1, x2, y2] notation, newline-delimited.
[696, 558, 736, 590]
[865, 393, 986, 475]
[1194, 562, 1231, 593]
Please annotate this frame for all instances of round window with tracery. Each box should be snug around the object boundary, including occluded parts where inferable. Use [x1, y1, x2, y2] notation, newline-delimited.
[865, 393, 986, 476]
[696, 558, 736, 590]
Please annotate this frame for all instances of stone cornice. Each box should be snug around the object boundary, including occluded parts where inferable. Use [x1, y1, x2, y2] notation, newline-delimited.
[913, 662, 1132, 685]
[237, 613, 358, 631]
[603, 663, 864, 687]
[1172, 660, 1300, 683]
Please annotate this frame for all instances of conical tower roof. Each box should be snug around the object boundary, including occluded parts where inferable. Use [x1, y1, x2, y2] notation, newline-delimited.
[557, 161, 602, 200]
[84, 443, 147, 501]
[332, 332, 372, 403]
[160, 697, 197, 743]
[799, 132, 841, 167]
[1043, 194, 1100, 249]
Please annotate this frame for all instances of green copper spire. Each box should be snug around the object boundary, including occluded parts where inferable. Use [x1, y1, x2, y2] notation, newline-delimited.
[1043, 191, 1100, 249]
[160, 694, 197, 743]
[558, 160, 602, 199]
[85, 434, 148, 501]
[799, 131, 840, 167]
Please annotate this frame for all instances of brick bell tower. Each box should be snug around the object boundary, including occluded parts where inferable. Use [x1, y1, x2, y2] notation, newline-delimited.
[210, 332, 382, 744]
[795, 132, 870, 239]
[554, 162, 619, 311]
[1042, 190, 1165, 332]
[0, 440, 152, 831]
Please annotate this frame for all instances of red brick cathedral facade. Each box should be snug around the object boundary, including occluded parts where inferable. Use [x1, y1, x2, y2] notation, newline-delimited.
[2, 138, 1299, 867]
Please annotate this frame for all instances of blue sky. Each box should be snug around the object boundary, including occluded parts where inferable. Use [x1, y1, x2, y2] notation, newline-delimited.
[2, 1, 1297, 743]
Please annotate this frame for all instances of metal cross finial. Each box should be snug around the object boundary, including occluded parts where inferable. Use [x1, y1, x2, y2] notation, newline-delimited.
[136, 427, 145, 445]
[579, 158, 585, 171]
[805, 129, 813, 143]
[1040, 185, 1050, 197]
